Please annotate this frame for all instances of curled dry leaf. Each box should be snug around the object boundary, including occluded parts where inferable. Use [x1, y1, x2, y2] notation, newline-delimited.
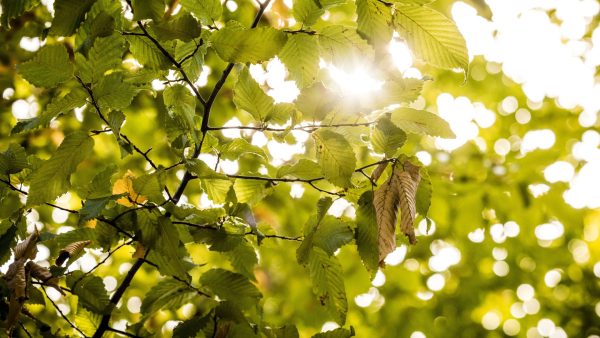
[374, 168, 402, 266]
[56, 240, 92, 266]
[397, 161, 420, 245]
[4, 259, 27, 333]
[14, 230, 40, 260]
[26, 261, 65, 295]
[373, 160, 421, 266]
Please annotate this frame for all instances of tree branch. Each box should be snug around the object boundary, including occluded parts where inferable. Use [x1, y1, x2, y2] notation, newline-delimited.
[92, 257, 145, 338]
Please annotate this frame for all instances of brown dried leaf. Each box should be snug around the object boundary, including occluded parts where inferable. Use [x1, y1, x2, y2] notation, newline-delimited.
[371, 161, 389, 183]
[14, 230, 39, 260]
[26, 261, 52, 281]
[396, 162, 420, 244]
[56, 240, 92, 266]
[374, 170, 401, 266]
[6, 296, 23, 333]
[6, 259, 27, 300]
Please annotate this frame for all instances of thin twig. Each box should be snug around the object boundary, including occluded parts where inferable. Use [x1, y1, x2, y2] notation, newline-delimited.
[0, 178, 80, 213]
[206, 121, 375, 132]
[71, 240, 134, 289]
[106, 327, 142, 338]
[18, 321, 33, 338]
[42, 286, 88, 337]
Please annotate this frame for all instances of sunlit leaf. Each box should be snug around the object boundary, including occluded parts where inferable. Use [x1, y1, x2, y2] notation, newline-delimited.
[393, 5, 468, 71]
[212, 26, 287, 63]
[313, 130, 356, 188]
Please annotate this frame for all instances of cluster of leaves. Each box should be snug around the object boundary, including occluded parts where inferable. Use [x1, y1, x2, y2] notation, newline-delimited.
[0, 0, 467, 337]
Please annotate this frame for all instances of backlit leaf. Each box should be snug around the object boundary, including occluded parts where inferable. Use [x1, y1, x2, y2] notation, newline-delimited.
[393, 5, 468, 71]
[212, 26, 287, 63]
[313, 130, 356, 188]
[308, 248, 347, 325]
[390, 107, 455, 138]
[27, 132, 94, 206]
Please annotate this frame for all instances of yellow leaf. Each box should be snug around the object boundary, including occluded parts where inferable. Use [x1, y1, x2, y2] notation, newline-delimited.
[112, 170, 147, 206]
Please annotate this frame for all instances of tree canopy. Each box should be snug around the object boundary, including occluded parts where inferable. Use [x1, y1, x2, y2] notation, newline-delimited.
[1, 0, 599, 337]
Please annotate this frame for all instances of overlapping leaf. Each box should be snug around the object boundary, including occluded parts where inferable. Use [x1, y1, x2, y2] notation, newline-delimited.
[27, 132, 94, 206]
[17, 45, 73, 87]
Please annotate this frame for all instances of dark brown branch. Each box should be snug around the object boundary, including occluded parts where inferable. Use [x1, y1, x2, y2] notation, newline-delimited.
[41, 286, 88, 337]
[106, 327, 142, 338]
[92, 257, 145, 338]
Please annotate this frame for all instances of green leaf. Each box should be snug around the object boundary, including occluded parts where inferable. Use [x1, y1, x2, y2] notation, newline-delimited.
[308, 248, 347, 325]
[371, 116, 406, 157]
[186, 159, 227, 179]
[176, 38, 207, 81]
[416, 167, 431, 217]
[233, 178, 269, 205]
[390, 108, 455, 138]
[126, 33, 172, 69]
[84, 165, 117, 199]
[280, 34, 319, 88]
[227, 239, 258, 280]
[312, 216, 354, 256]
[318, 25, 373, 69]
[202, 178, 232, 204]
[164, 84, 197, 139]
[38, 87, 88, 126]
[27, 132, 94, 206]
[376, 77, 423, 106]
[17, 45, 73, 87]
[74, 308, 101, 337]
[80, 196, 118, 222]
[233, 67, 274, 121]
[173, 313, 211, 338]
[66, 271, 110, 314]
[295, 82, 340, 120]
[93, 73, 138, 110]
[394, 0, 435, 4]
[180, 0, 222, 25]
[0, 222, 17, 266]
[0, 0, 39, 27]
[0, 144, 28, 175]
[141, 278, 197, 315]
[356, 0, 393, 46]
[293, 0, 324, 26]
[211, 26, 288, 63]
[277, 159, 322, 180]
[153, 13, 202, 41]
[200, 269, 262, 308]
[148, 249, 192, 281]
[356, 191, 378, 273]
[107, 110, 125, 137]
[131, 0, 164, 20]
[50, 0, 96, 36]
[88, 33, 125, 82]
[219, 138, 267, 161]
[313, 130, 356, 188]
[312, 327, 355, 338]
[133, 171, 165, 203]
[393, 5, 468, 71]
